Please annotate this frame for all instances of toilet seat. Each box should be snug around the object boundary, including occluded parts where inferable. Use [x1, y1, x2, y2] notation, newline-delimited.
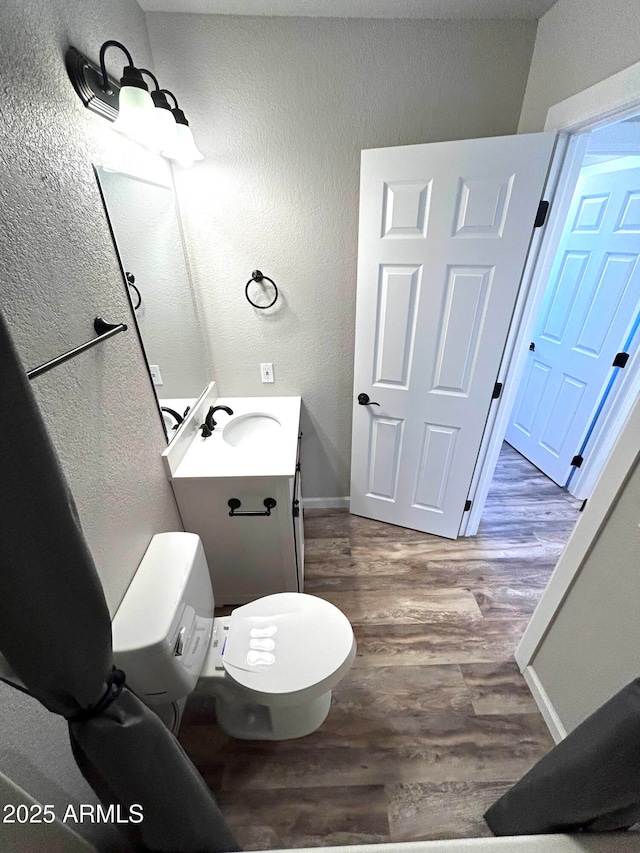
[221, 592, 356, 706]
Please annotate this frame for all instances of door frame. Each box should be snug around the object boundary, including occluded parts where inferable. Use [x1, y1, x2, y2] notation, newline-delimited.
[460, 59, 640, 536]
[568, 316, 640, 499]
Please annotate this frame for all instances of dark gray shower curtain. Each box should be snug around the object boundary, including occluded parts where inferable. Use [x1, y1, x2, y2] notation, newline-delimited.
[0, 312, 239, 852]
[485, 676, 640, 835]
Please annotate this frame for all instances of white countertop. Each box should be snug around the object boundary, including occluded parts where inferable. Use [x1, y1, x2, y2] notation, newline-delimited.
[171, 396, 301, 479]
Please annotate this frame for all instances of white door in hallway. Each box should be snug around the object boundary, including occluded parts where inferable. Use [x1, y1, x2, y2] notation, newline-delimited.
[350, 133, 556, 539]
[506, 161, 640, 486]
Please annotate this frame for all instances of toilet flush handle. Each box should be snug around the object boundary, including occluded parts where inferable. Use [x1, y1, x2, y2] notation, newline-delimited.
[173, 627, 186, 657]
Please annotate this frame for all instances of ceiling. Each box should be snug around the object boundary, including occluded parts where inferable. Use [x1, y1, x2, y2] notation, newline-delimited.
[138, 0, 558, 20]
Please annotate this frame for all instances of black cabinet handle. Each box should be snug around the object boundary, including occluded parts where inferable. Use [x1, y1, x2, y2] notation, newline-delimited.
[228, 497, 277, 517]
[358, 393, 380, 406]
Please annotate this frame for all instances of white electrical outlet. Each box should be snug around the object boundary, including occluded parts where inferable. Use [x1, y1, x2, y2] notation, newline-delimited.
[260, 363, 274, 383]
[149, 364, 163, 386]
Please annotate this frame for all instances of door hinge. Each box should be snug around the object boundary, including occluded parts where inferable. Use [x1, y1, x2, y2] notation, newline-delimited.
[492, 381, 503, 400]
[534, 200, 550, 228]
[529, 341, 536, 352]
[464, 499, 472, 512]
[612, 352, 630, 368]
[580, 498, 588, 512]
[571, 454, 584, 468]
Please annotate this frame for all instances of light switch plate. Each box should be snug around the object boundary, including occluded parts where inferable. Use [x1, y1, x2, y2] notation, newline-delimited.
[260, 363, 274, 383]
[149, 364, 163, 386]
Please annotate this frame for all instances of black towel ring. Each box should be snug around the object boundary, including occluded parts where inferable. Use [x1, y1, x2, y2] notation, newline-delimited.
[126, 272, 142, 311]
[245, 269, 278, 309]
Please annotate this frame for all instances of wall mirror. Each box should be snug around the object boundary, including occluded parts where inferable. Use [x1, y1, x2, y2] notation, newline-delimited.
[95, 163, 211, 440]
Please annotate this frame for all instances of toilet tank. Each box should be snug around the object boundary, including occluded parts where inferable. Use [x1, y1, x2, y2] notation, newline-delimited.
[112, 532, 214, 706]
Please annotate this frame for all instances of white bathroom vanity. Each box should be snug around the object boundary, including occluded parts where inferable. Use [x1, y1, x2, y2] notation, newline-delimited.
[162, 385, 303, 605]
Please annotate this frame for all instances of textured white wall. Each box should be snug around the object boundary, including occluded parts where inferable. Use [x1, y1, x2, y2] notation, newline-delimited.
[532, 454, 640, 733]
[146, 14, 537, 498]
[0, 1, 182, 845]
[518, 0, 640, 132]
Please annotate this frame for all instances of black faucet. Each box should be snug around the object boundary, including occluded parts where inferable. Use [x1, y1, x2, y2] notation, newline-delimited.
[200, 405, 234, 437]
[161, 407, 184, 431]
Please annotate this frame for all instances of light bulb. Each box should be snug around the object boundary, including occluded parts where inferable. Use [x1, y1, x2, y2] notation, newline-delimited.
[170, 123, 205, 167]
[155, 106, 180, 157]
[112, 85, 156, 149]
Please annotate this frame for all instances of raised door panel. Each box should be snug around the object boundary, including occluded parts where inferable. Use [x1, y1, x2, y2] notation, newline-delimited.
[539, 251, 590, 345]
[382, 180, 432, 238]
[453, 175, 514, 238]
[412, 424, 460, 513]
[373, 265, 421, 388]
[430, 265, 493, 396]
[367, 416, 404, 502]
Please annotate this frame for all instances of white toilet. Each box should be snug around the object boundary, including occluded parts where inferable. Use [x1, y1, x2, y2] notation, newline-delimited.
[112, 532, 356, 739]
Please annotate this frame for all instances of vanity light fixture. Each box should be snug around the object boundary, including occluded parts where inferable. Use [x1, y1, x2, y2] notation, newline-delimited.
[138, 71, 204, 165]
[160, 90, 205, 167]
[106, 44, 157, 148]
[66, 41, 156, 148]
[138, 69, 180, 157]
[66, 42, 204, 165]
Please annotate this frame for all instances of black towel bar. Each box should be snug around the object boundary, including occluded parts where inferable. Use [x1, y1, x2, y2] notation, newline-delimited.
[27, 317, 127, 380]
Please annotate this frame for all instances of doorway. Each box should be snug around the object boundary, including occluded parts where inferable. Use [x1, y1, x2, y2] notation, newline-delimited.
[350, 66, 640, 543]
[462, 67, 640, 540]
[501, 115, 640, 503]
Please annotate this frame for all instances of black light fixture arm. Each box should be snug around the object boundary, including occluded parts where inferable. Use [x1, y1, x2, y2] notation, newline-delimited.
[158, 88, 179, 108]
[158, 89, 190, 127]
[140, 72, 176, 113]
[99, 40, 135, 93]
[139, 68, 161, 91]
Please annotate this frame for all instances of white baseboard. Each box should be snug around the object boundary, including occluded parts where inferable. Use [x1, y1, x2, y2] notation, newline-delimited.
[522, 665, 567, 744]
[302, 497, 350, 510]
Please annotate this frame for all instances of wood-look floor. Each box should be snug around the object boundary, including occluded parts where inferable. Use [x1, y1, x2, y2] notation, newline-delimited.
[179, 443, 581, 849]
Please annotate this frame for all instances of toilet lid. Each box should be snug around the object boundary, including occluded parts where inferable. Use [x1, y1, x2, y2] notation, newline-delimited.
[222, 593, 355, 699]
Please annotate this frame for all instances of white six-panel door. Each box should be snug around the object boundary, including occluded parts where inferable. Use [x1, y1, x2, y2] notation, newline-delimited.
[506, 160, 640, 485]
[350, 133, 556, 538]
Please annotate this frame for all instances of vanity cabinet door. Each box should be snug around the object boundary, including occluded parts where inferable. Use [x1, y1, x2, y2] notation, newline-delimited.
[170, 476, 298, 605]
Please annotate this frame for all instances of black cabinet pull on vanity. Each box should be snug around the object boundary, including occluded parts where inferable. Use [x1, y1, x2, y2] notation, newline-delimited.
[228, 498, 277, 517]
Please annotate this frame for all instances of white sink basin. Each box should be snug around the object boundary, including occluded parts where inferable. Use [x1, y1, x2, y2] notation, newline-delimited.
[223, 413, 282, 448]
[167, 395, 301, 478]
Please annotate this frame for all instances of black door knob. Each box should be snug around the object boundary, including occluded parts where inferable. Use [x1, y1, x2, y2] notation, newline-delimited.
[358, 393, 380, 406]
